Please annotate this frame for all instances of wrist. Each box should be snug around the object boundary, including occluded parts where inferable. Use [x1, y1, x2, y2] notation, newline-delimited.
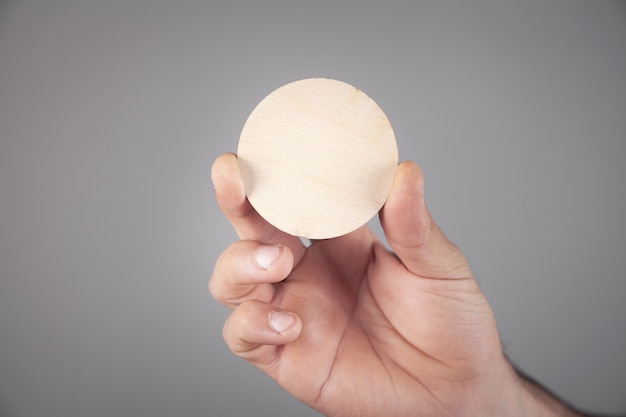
[514, 367, 586, 417]
[479, 356, 584, 417]
[496, 360, 585, 417]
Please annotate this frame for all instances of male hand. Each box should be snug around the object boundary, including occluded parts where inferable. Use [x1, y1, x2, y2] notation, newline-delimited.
[209, 153, 578, 417]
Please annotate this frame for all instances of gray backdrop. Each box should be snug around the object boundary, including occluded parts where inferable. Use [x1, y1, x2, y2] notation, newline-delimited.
[1, 1, 624, 416]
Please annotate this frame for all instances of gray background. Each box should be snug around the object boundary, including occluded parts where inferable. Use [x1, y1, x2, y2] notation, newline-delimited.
[1, 0, 624, 416]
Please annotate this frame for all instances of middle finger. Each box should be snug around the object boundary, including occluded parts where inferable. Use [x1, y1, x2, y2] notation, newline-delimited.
[209, 240, 294, 309]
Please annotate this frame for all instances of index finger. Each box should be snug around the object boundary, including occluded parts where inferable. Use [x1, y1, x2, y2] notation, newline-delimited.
[211, 153, 306, 262]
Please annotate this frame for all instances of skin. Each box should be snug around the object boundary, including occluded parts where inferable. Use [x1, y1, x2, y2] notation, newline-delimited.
[209, 153, 584, 417]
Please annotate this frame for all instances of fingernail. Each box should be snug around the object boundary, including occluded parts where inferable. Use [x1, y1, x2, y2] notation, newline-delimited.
[254, 245, 281, 270]
[269, 311, 296, 334]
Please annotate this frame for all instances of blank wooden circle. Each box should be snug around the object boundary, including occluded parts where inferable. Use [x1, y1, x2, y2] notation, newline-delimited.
[237, 78, 398, 239]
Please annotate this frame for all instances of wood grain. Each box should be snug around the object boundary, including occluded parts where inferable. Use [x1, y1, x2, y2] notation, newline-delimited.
[237, 78, 398, 239]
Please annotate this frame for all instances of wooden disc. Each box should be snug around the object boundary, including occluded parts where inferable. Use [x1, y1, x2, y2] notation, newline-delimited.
[237, 78, 398, 239]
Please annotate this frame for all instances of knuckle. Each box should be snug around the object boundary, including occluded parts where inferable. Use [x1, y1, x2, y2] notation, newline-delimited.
[222, 303, 260, 354]
[207, 272, 222, 299]
[207, 241, 243, 300]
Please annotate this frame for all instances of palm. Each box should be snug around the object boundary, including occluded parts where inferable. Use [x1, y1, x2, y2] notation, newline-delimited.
[267, 227, 500, 417]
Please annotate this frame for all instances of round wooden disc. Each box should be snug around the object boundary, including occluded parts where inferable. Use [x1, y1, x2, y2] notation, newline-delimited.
[237, 78, 398, 239]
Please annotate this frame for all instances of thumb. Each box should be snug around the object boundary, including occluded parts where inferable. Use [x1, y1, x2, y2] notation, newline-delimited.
[379, 161, 472, 280]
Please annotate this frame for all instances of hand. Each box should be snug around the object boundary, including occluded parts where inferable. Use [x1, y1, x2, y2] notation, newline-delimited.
[209, 153, 578, 417]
